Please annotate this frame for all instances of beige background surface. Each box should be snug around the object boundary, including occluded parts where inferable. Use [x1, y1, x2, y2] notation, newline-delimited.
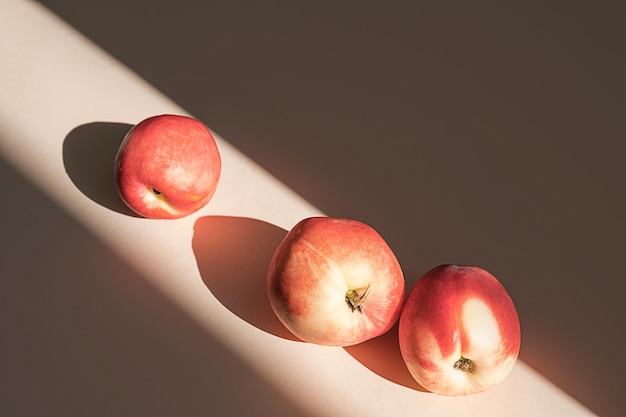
[2, 1, 624, 416]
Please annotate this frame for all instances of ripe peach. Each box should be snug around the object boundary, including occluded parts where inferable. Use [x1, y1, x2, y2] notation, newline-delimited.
[267, 217, 406, 346]
[115, 114, 221, 219]
[399, 264, 521, 395]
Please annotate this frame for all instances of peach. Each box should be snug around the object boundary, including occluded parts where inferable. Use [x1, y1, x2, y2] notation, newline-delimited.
[115, 114, 221, 219]
[399, 264, 521, 395]
[267, 217, 406, 346]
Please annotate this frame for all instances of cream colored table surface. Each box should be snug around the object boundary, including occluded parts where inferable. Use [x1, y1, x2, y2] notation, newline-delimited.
[1, 1, 621, 416]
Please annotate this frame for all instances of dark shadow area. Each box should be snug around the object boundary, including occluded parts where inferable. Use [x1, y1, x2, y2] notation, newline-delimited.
[192, 215, 299, 341]
[344, 323, 427, 392]
[0, 156, 312, 417]
[62, 121, 137, 216]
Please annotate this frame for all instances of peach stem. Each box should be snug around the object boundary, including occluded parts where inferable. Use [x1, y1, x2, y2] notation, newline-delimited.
[453, 356, 474, 374]
[345, 286, 370, 313]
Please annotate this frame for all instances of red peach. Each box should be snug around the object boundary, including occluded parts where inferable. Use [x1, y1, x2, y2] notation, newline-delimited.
[267, 217, 406, 346]
[115, 114, 221, 219]
[399, 264, 521, 395]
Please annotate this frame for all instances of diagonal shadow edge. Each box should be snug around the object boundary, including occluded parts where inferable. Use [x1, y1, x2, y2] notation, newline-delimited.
[1, 153, 314, 417]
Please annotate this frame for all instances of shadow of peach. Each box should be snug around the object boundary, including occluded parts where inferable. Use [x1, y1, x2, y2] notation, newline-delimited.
[192, 215, 301, 341]
[344, 322, 428, 392]
[193, 215, 428, 389]
[62, 122, 138, 216]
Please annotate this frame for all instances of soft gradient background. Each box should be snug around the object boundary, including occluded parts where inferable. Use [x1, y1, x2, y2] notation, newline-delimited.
[3, 1, 624, 416]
